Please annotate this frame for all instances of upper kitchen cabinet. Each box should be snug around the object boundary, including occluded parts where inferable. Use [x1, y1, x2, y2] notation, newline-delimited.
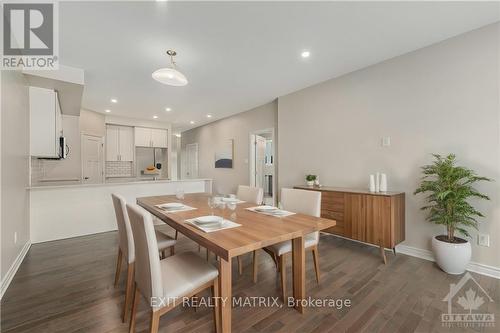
[106, 125, 134, 161]
[134, 127, 168, 148]
[30, 87, 63, 158]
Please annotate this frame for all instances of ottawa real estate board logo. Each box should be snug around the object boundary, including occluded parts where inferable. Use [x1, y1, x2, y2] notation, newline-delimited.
[442, 272, 495, 328]
[2, 1, 58, 70]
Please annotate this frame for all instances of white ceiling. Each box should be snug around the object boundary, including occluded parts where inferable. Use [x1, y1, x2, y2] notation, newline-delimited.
[59, 1, 500, 132]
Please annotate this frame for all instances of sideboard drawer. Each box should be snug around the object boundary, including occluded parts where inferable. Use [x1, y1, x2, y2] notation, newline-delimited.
[321, 192, 344, 212]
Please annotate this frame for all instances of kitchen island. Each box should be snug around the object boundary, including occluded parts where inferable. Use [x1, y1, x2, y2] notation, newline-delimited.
[29, 179, 212, 243]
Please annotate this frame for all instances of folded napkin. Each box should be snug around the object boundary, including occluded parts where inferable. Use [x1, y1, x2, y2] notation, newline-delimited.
[246, 206, 296, 218]
[155, 203, 197, 213]
[185, 217, 241, 233]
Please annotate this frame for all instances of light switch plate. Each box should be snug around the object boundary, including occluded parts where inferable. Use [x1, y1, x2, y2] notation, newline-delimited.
[382, 136, 391, 147]
[478, 234, 490, 247]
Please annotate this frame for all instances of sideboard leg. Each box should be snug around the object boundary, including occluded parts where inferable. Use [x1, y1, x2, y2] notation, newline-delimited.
[392, 247, 396, 256]
[379, 240, 387, 264]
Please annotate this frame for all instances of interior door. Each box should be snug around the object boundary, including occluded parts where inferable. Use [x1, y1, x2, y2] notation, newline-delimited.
[82, 135, 104, 184]
[119, 126, 134, 161]
[254, 135, 266, 189]
[185, 143, 198, 179]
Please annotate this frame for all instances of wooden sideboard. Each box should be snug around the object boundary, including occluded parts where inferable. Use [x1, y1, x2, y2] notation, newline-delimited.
[294, 186, 405, 263]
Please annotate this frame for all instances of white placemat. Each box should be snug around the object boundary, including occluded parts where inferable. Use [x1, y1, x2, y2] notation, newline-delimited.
[185, 217, 241, 233]
[155, 203, 197, 213]
[246, 206, 296, 218]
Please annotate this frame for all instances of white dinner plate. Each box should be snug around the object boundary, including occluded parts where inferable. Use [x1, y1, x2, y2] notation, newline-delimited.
[193, 215, 223, 225]
[158, 203, 184, 209]
[255, 205, 278, 212]
[222, 197, 240, 203]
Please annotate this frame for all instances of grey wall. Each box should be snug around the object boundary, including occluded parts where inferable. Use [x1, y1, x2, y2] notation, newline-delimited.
[181, 101, 277, 194]
[277, 23, 500, 267]
[1, 70, 30, 280]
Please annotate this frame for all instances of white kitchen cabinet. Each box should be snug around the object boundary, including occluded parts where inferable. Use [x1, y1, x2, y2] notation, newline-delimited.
[106, 125, 134, 161]
[30, 87, 63, 158]
[134, 127, 168, 148]
[134, 127, 152, 147]
[151, 128, 168, 148]
[119, 126, 134, 161]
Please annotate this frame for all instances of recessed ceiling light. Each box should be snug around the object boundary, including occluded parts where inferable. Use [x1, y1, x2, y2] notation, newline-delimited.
[105, 109, 111, 113]
[206, 114, 212, 118]
[110, 98, 118, 103]
[301, 50, 310, 58]
[153, 115, 159, 119]
[175, 133, 181, 138]
[165, 107, 172, 112]
[190, 120, 195, 124]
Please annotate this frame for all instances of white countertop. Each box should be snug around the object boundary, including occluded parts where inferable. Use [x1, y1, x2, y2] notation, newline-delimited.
[28, 178, 212, 190]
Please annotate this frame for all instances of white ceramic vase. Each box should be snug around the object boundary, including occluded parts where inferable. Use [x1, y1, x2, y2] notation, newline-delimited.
[432, 236, 471, 274]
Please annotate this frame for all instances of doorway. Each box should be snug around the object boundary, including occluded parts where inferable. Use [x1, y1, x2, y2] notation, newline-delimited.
[81, 134, 104, 184]
[250, 129, 275, 205]
[183, 143, 199, 179]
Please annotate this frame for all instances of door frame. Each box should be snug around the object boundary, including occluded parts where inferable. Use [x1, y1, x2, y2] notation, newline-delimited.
[183, 143, 199, 179]
[249, 128, 276, 205]
[81, 134, 105, 184]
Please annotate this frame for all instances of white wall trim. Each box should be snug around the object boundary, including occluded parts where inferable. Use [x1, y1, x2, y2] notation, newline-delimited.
[323, 233, 500, 280]
[396, 244, 500, 280]
[0, 241, 31, 299]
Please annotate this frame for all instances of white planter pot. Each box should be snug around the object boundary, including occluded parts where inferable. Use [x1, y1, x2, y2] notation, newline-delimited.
[306, 181, 315, 186]
[432, 236, 471, 274]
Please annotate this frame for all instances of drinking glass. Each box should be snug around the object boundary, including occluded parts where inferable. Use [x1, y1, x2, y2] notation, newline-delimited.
[227, 202, 237, 220]
[175, 188, 185, 200]
[217, 200, 226, 218]
[208, 197, 216, 215]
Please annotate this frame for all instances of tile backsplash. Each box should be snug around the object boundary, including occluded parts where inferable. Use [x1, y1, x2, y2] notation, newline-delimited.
[106, 161, 133, 177]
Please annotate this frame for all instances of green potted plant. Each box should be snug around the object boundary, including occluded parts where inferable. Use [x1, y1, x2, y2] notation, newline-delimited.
[305, 174, 317, 187]
[414, 154, 491, 274]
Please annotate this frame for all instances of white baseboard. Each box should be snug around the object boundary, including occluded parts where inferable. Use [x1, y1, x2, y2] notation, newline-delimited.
[0, 241, 31, 299]
[396, 244, 500, 280]
[322, 234, 500, 280]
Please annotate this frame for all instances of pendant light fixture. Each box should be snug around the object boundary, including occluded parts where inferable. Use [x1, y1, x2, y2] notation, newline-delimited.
[152, 50, 188, 86]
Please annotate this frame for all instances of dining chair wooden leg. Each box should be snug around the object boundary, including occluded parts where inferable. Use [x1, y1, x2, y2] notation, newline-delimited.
[206, 249, 210, 261]
[170, 246, 175, 256]
[123, 263, 135, 323]
[114, 248, 123, 287]
[237, 256, 243, 275]
[279, 255, 286, 302]
[150, 310, 161, 333]
[252, 250, 258, 283]
[198, 244, 201, 252]
[311, 246, 320, 284]
[175, 230, 178, 240]
[212, 277, 220, 333]
[129, 284, 140, 333]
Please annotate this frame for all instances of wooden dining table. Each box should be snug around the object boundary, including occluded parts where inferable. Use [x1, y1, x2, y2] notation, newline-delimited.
[137, 193, 336, 333]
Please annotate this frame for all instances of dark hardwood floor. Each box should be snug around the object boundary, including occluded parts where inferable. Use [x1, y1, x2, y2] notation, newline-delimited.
[1, 229, 498, 333]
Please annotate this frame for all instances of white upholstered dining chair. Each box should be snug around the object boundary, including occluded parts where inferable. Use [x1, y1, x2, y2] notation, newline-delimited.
[126, 204, 220, 333]
[236, 185, 264, 205]
[257, 188, 321, 300]
[111, 194, 177, 323]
